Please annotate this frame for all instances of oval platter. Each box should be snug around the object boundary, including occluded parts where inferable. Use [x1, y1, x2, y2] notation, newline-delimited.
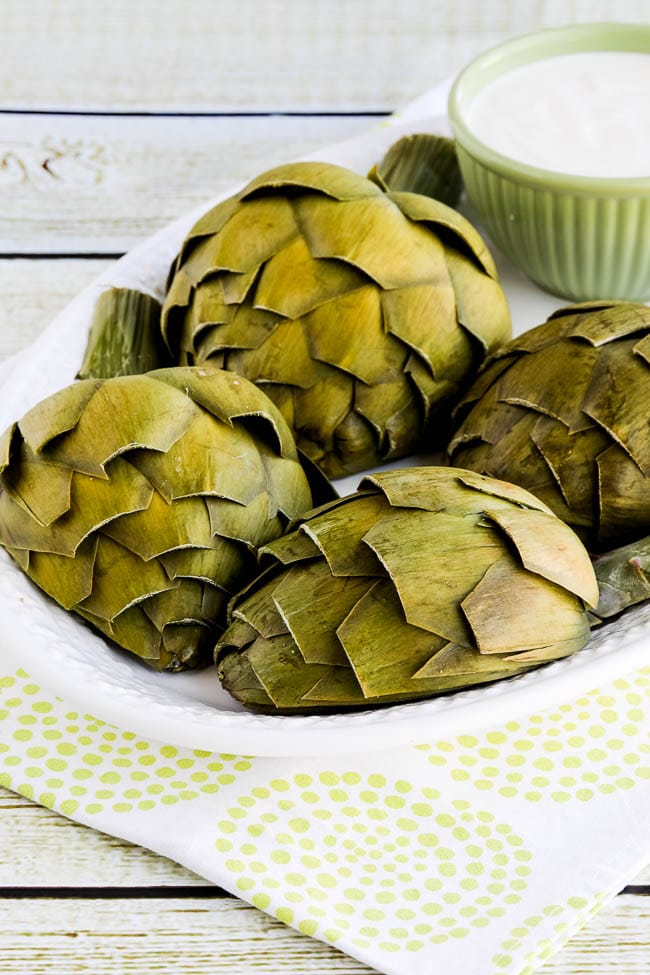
[1, 111, 648, 757]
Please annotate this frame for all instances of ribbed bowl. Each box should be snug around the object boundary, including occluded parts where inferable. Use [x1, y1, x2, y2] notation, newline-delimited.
[448, 23, 650, 301]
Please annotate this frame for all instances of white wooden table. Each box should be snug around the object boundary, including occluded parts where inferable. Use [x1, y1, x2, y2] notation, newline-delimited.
[0, 3, 648, 970]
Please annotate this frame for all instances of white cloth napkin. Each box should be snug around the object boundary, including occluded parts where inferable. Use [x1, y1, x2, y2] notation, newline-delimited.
[1, 80, 649, 975]
[0, 660, 648, 975]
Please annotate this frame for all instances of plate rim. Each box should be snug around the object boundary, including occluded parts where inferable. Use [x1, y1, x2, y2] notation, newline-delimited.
[1, 110, 648, 757]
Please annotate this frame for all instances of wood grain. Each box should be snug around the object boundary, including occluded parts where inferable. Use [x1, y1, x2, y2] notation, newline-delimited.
[1, 0, 645, 112]
[0, 115, 374, 252]
[0, 889, 647, 974]
[0, 259, 111, 360]
[1, 6, 650, 970]
[2, 787, 649, 890]
[0, 789, 207, 888]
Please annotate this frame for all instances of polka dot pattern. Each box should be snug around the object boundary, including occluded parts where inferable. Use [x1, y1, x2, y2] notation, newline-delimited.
[0, 660, 647, 975]
[419, 671, 650, 803]
[0, 669, 252, 816]
[214, 771, 532, 953]
[492, 892, 609, 974]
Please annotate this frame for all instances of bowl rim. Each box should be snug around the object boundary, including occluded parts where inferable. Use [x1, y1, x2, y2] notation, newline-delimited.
[448, 22, 650, 194]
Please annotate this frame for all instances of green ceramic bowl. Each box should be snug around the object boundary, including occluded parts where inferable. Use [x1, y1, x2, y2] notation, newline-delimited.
[448, 23, 650, 301]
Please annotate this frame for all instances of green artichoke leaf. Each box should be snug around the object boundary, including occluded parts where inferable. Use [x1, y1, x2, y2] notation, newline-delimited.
[412, 641, 521, 679]
[336, 579, 450, 698]
[299, 667, 367, 706]
[296, 193, 445, 290]
[206, 493, 279, 550]
[363, 507, 501, 644]
[162, 157, 511, 478]
[255, 235, 368, 320]
[2, 448, 73, 526]
[497, 340, 599, 431]
[28, 538, 97, 611]
[217, 468, 597, 712]
[596, 443, 650, 549]
[447, 301, 650, 551]
[582, 340, 650, 476]
[272, 562, 369, 667]
[104, 492, 213, 560]
[86, 605, 164, 663]
[230, 579, 287, 640]
[134, 414, 267, 506]
[462, 558, 591, 655]
[184, 197, 299, 280]
[47, 377, 200, 477]
[239, 161, 380, 203]
[0, 365, 318, 671]
[368, 133, 463, 208]
[0, 457, 153, 557]
[226, 317, 322, 389]
[529, 416, 608, 528]
[444, 248, 511, 353]
[0, 422, 17, 474]
[481, 504, 598, 606]
[242, 634, 345, 710]
[177, 196, 241, 260]
[568, 300, 650, 345]
[300, 493, 386, 577]
[160, 543, 246, 588]
[19, 380, 103, 456]
[381, 283, 470, 382]
[591, 534, 650, 620]
[306, 285, 405, 384]
[79, 535, 177, 621]
[389, 190, 498, 279]
[258, 525, 321, 566]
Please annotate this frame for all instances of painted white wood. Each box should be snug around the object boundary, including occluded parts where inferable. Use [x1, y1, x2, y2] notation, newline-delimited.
[0, 115, 374, 252]
[0, 259, 111, 360]
[2, 787, 648, 889]
[0, 891, 647, 974]
[1, 5, 649, 970]
[0, 789, 208, 887]
[0, 0, 647, 111]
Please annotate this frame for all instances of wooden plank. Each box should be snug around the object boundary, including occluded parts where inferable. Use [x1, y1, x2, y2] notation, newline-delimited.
[0, 789, 207, 888]
[0, 114, 374, 253]
[4, 1, 646, 112]
[0, 891, 647, 974]
[2, 787, 649, 890]
[0, 259, 111, 361]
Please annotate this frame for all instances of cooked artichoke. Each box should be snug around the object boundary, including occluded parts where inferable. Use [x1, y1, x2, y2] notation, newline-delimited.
[216, 467, 598, 713]
[447, 301, 650, 551]
[161, 157, 510, 478]
[0, 366, 314, 671]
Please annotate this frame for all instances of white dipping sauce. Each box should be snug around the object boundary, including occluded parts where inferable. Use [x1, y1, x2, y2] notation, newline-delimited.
[467, 51, 650, 177]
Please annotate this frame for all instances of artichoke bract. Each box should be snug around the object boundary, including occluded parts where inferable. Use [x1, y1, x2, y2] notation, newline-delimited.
[161, 159, 511, 478]
[0, 366, 314, 671]
[447, 301, 650, 551]
[216, 467, 598, 713]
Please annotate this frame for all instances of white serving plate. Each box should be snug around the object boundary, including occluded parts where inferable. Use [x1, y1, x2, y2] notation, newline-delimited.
[1, 113, 648, 758]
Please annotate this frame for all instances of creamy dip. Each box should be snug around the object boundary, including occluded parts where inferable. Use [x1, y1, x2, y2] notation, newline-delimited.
[467, 51, 650, 177]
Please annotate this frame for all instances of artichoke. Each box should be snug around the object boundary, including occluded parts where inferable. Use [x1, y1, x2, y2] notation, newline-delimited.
[0, 366, 314, 671]
[216, 467, 598, 713]
[161, 157, 511, 478]
[447, 301, 650, 552]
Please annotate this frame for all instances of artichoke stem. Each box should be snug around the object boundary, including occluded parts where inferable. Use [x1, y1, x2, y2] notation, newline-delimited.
[590, 535, 650, 624]
[78, 287, 171, 380]
[368, 133, 463, 208]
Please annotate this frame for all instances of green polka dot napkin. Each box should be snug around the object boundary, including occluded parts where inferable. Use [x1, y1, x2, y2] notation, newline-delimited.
[0, 661, 648, 975]
[1, 81, 650, 975]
